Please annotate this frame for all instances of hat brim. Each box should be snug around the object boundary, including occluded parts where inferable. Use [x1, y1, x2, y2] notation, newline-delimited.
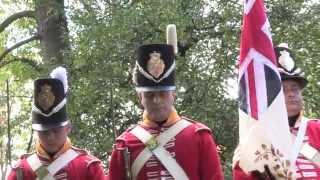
[32, 121, 69, 131]
[135, 86, 176, 92]
[281, 74, 308, 89]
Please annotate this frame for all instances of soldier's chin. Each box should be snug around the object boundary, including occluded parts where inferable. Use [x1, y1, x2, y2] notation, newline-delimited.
[289, 103, 301, 109]
[151, 113, 170, 122]
[44, 145, 59, 153]
[287, 107, 302, 116]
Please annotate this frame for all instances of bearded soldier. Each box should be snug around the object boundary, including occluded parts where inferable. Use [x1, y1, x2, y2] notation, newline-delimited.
[8, 67, 106, 180]
[107, 25, 224, 180]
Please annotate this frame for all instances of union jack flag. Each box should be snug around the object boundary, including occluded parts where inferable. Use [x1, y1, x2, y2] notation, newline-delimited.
[235, 0, 294, 177]
[238, 0, 280, 120]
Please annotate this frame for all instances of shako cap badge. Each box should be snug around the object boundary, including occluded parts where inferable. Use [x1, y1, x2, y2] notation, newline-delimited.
[147, 52, 165, 78]
[37, 84, 55, 111]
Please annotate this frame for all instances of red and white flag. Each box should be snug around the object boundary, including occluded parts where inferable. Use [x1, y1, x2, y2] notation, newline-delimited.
[234, 0, 294, 178]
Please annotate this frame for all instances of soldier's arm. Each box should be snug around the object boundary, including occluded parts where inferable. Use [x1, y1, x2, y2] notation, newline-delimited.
[7, 156, 33, 180]
[7, 168, 18, 180]
[233, 163, 276, 180]
[233, 163, 254, 180]
[107, 141, 126, 180]
[86, 159, 107, 180]
[197, 127, 224, 180]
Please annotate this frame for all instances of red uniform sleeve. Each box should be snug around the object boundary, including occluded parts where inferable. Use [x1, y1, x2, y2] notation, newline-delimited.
[87, 161, 107, 180]
[7, 169, 17, 180]
[198, 130, 224, 180]
[7, 158, 35, 180]
[233, 163, 274, 180]
[7, 168, 32, 180]
[306, 120, 320, 150]
[107, 142, 126, 180]
[233, 163, 255, 180]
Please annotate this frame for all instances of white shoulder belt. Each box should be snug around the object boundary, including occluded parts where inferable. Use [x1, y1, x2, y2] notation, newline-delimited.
[26, 149, 79, 180]
[291, 119, 320, 166]
[130, 119, 192, 180]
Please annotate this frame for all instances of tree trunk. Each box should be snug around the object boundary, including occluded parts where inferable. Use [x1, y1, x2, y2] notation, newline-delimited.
[35, 0, 70, 71]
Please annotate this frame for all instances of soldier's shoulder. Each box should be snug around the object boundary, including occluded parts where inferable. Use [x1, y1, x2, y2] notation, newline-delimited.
[84, 154, 103, 167]
[306, 118, 320, 122]
[71, 147, 103, 166]
[305, 118, 320, 128]
[111, 124, 140, 151]
[181, 116, 212, 133]
[20, 152, 34, 159]
[71, 146, 88, 154]
[11, 161, 23, 170]
[305, 117, 320, 126]
[11, 152, 34, 170]
[71, 146, 99, 158]
[116, 124, 139, 141]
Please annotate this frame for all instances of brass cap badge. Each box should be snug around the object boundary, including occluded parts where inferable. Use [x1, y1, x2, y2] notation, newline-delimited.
[147, 52, 165, 78]
[37, 84, 55, 111]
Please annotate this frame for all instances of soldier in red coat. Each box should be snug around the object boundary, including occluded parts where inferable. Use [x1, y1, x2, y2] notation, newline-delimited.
[233, 43, 320, 179]
[7, 67, 106, 180]
[107, 25, 224, 180]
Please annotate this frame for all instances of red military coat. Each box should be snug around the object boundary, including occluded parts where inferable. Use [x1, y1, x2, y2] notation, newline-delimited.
[233, 119, 320, 180]
[7, 147, 106, 180]
[107, 117, 224, 180]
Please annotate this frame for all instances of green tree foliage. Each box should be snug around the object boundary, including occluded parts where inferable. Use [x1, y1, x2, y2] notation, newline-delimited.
[268, 1, 320, 118]
[67, 0, 241, 172]
[0, 0, 319, 179]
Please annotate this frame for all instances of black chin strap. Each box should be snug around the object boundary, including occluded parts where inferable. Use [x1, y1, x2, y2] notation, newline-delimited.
[288, 114, 300, 127]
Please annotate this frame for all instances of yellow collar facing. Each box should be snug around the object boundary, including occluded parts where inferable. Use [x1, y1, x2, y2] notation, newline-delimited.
[142, 109, 180, 127]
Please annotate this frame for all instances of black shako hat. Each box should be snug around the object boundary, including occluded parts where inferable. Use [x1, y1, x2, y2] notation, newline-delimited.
[32, 67, 69, 131]
[274, 43, 308, 89]
[133, 24, 178, 92]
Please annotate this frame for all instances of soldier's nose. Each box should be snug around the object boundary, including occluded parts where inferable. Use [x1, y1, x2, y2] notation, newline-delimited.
[153, 95, 161, 104]
[46, 131, 55, 140]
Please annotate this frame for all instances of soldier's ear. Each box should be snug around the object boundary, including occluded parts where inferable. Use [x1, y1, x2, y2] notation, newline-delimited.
[136, 92, 144, 110]
[65, 121, 72, 134]
[171, 91, 176, 101]
[137, 92, 142, 102]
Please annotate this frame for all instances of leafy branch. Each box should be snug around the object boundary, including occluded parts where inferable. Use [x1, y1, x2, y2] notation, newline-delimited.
[0, 10, 35, 33]
[0, 56, 41, 70]
[0, 34, 40, 63]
